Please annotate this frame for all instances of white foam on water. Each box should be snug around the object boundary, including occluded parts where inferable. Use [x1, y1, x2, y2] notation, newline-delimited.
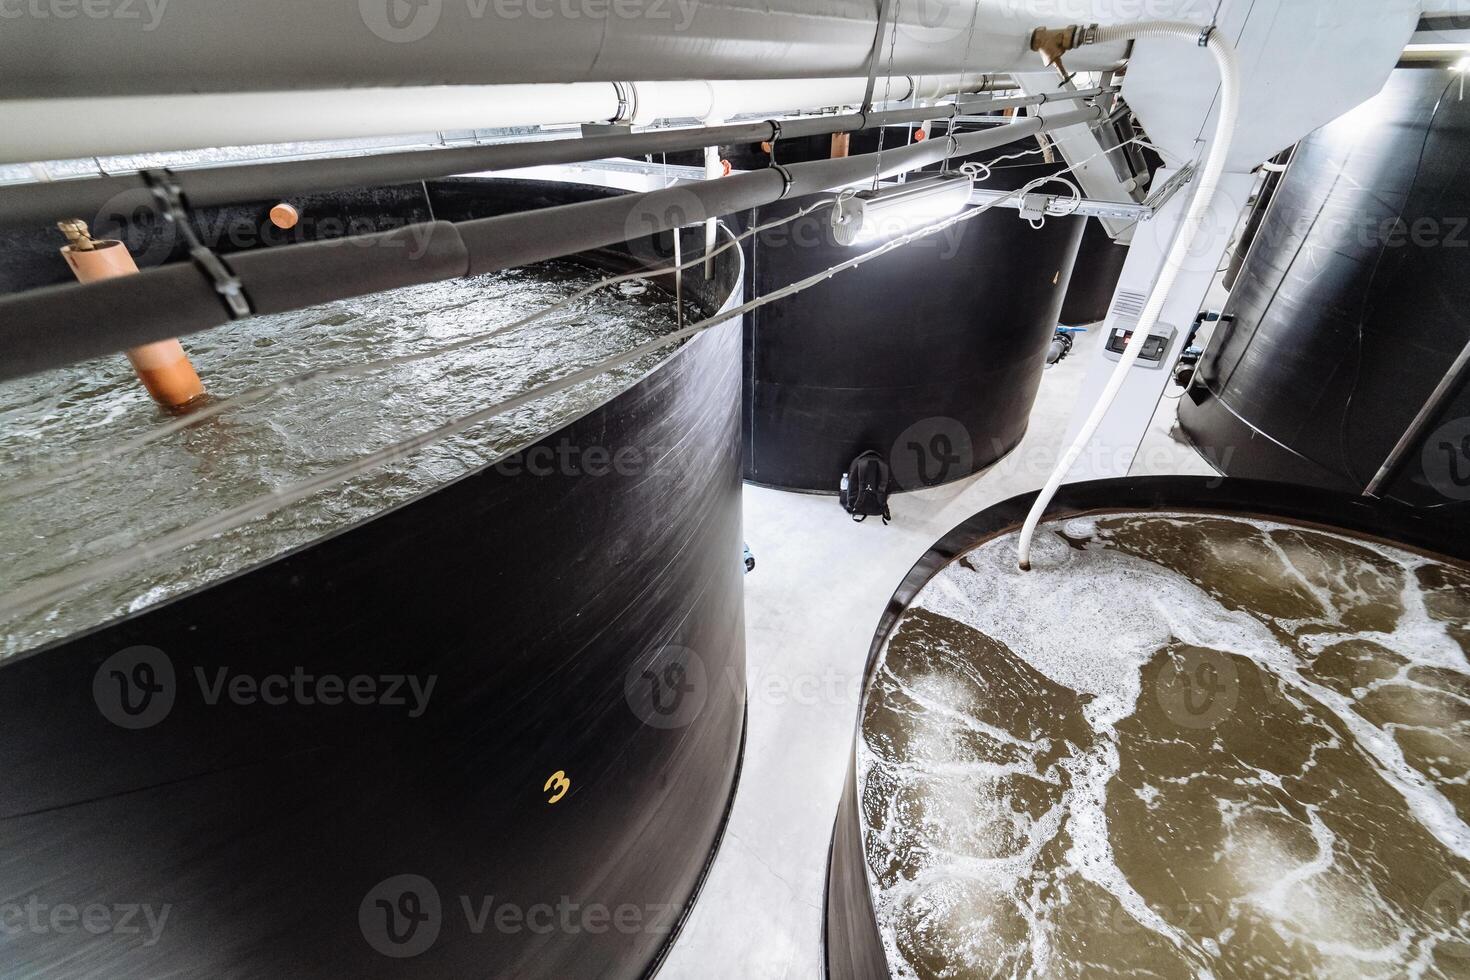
[860, 512, 1470, 979]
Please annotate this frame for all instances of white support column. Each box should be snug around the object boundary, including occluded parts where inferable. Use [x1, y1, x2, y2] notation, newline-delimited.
[1060, 167, 1256, 482]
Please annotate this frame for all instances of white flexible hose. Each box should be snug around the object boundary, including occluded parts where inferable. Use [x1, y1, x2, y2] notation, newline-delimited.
[1016, 20, 1241, 569]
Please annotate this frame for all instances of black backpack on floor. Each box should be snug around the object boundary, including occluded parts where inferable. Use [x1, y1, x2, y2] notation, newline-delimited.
[840, 451, 892, 525]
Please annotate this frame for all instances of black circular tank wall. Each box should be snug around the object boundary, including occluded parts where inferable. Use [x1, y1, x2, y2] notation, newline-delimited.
[0, 179, 747, 977]
[825, 476, 1470, 979]
[739, 151, 1085, 494]
[1179, 68, 1470, 513]
[1059, 218, 1130, 326]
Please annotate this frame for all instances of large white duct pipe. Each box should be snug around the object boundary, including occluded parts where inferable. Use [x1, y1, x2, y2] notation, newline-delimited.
[626, 74, 993, 124]
[1, 74, 989, 163]
[0, 0, 1130, 99]
[1, 85, 623, 163]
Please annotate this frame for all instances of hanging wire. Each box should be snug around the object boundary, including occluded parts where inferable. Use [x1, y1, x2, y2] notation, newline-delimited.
[869, 0, 904, 191]
[941, 3, 984, 174]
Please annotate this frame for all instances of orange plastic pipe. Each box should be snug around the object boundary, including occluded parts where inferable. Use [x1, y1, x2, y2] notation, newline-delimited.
[60, 231, 205, 408]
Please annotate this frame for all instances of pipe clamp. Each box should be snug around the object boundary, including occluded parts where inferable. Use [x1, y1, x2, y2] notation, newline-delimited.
[143, 169, 252, 320]
[769, 163, 795, 200]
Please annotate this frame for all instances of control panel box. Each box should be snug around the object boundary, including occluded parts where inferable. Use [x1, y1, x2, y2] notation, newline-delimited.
[1102, 320, 1177, 369]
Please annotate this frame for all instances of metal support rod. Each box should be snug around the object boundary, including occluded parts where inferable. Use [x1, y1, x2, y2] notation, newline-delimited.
[0, 106, 1104, 382]
[0, 89, 1107, 230]
[674, 227, 685, 331]
[1363, 338, 1470, 498]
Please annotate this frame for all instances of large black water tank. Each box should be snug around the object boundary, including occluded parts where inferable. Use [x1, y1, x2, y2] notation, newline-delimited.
[0, 179, 747, 978]
[742, 159, 1085, 493]
[1179, 69, 1470, 511]
[1059, 218, 1130, 326]
[825, 476, 1470, 979]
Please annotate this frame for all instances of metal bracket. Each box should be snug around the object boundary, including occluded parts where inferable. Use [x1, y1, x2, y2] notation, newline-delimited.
[860, 0, 901, 114]
[143, 169, 251, 319]
[770, 162, 795, 200]
[1141, 163, 1195, 215]
[967, 186, 1154, 222]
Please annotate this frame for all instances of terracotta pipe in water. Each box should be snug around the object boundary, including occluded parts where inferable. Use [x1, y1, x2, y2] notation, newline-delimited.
[58, 219, 205, 409]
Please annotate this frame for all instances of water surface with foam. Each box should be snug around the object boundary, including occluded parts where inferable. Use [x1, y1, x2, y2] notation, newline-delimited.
[0, 261, 680, 655]
[860, 513, 1470, 978]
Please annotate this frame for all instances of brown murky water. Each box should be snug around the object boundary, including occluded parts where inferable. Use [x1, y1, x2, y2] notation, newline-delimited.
[860, 513, 1470, 979]
[0, 261, 681, 656]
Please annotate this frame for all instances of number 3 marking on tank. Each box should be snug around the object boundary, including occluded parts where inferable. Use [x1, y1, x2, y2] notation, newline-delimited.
[544, 770, 571, 804]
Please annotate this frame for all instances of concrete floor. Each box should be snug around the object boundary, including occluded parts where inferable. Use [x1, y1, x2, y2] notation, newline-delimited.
[660, 327, 1214, 979]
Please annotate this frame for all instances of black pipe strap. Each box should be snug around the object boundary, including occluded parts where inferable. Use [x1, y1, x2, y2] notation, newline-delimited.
[143, 169, 253, 320]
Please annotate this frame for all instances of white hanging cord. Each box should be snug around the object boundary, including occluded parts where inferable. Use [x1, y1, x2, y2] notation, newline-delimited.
[1016, 20, 1243, 570]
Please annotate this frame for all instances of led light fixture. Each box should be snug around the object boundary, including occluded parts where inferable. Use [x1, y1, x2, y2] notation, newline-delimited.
[829, 173, 974, 247]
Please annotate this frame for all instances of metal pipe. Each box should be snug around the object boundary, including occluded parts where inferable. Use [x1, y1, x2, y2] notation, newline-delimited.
[2, 85, 623, 164]
[0, 105, 1102, 382]
[0, 0, 1128, 99]
[2, 74, 993, 164]
[0, 88, 1105, 230]
[1363, 338, 1470, 499]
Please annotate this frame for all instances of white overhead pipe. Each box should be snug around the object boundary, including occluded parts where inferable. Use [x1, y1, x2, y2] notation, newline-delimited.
[0, 85, 622, 164]
[1, 75, 991, 164]
[625, 74, 993, 125]
[0, 0, 1130, 99]
[1016, 20, 1243, 570]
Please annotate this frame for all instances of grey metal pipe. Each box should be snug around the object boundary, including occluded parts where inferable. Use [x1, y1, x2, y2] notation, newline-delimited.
[0, 106, 1102, 381]
[1364, 337, 1470, 498]
[0, 88, 1105, 230]
[0, 0, 1128, 99]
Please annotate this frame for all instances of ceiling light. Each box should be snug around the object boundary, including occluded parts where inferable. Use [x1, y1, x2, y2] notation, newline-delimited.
[830, 174, 974, 247]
